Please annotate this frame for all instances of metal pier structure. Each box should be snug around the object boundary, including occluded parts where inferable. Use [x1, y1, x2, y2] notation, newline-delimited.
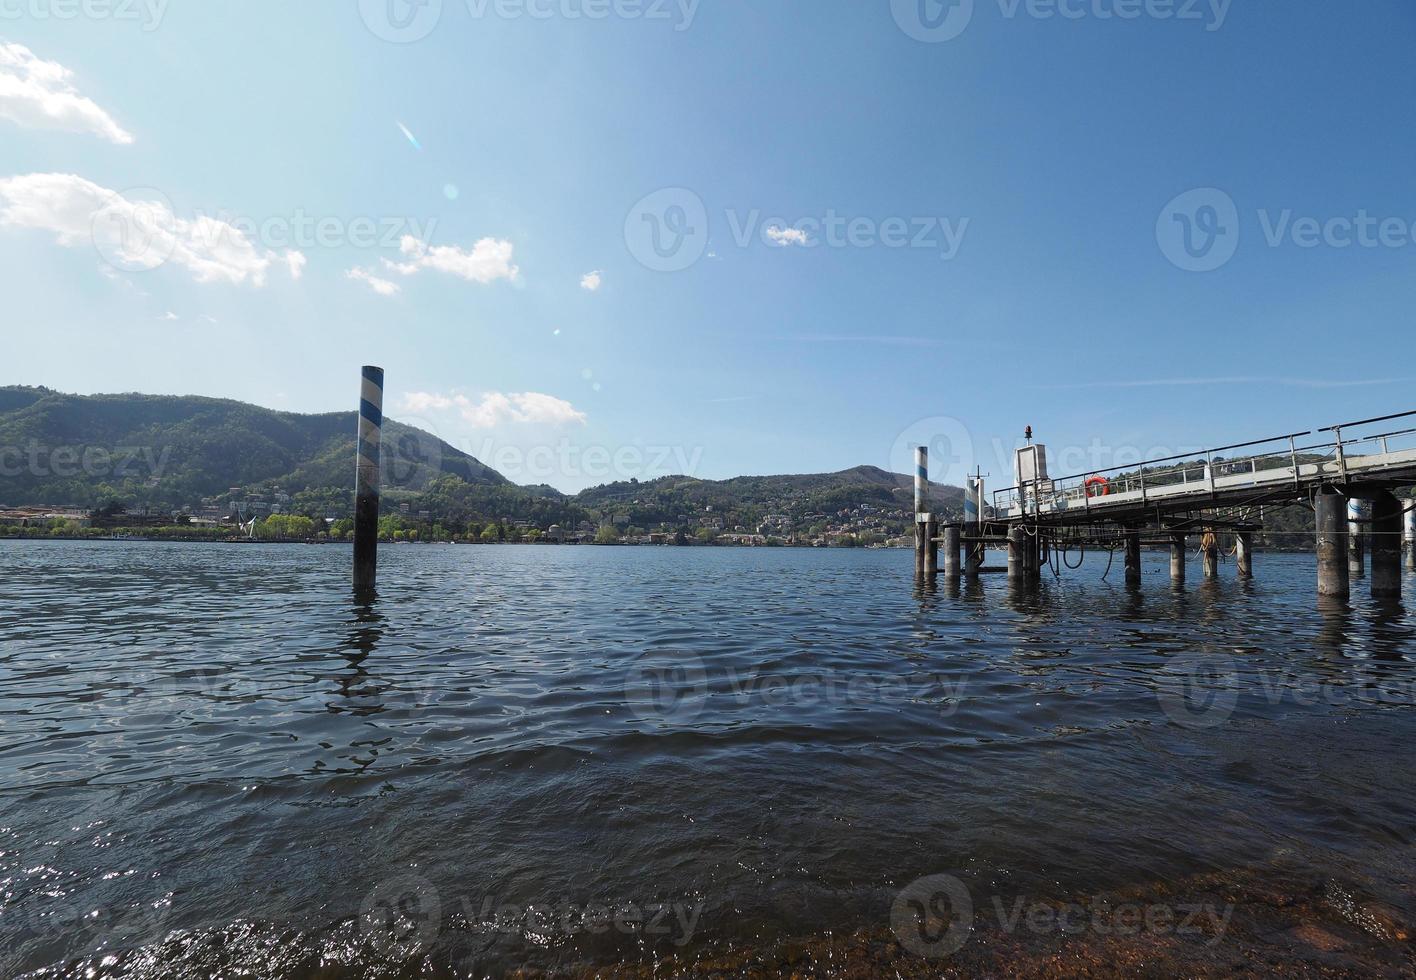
[913, 410, 1416, 599]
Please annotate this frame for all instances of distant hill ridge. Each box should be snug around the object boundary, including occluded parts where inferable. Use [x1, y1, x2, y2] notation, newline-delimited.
[0, 387, 962, 525]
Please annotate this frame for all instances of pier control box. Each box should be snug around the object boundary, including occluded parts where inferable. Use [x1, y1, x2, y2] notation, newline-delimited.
[1015, 445, 1048, 487]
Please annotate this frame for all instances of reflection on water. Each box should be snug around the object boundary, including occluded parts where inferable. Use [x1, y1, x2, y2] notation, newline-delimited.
[0, 541, 1414, 977]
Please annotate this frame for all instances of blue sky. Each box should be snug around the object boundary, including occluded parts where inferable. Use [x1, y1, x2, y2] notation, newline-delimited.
[2, 1, 1415, 492]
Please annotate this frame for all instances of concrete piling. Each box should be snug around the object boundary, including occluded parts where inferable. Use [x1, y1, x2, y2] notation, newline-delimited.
[1169, 533, 1186, 586]
[1347, 498, 1367, 579]
[1316, 488, 1350, 599]
[1200, 531, 1219, 580]
[1236, 531, 1254, 579]
[1124, 527, 1142, 587]
[1008, 525, 1026, 581]
[1370, 491, 1402, 599]
[353, 365, 384, 593]
[942, 524, 961, 579]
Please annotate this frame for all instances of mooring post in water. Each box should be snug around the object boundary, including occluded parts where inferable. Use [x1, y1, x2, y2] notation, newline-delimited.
[914, 446, 931, 578]
[1169, 532, 1186, 586]
[1201, 530, 1219, 580]
[353, 365, 384, 593]
[1236, 531, 1254, 579]
[942, 524, 960, 579]
[1369, 490, 1402, 598]
[1123, 526, 1142, 587]
[963, 476, 980, 579]
[1007, 524, 1026, 581]
[1347, 497, 1366, 579]
[1316, 488, 1350, 599]
[1405, 502, 1415, 571]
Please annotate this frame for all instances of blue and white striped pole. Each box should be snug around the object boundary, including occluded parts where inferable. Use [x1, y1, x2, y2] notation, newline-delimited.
[914, 446, 928, 518]
[1347, 497, 1366, 578]
[354, 365, 384, 592]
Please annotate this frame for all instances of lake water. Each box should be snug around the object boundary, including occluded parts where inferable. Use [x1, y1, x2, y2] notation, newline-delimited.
[3, 540, 1414, 976]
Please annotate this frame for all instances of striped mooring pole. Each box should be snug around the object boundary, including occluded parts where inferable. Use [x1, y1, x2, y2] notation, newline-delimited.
[354, 365, 384, 592]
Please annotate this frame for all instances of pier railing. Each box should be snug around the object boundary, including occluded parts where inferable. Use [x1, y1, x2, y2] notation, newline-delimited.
[990, 410, 1416, 519]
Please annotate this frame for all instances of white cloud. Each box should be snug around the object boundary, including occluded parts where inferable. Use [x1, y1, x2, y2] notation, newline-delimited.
[346, 266, 400, 296]
[0, 172, 277, 285]
[0, 42, 132, 144]
[766, 225, 811, 246]
[385, 234, 519, 284]
[284, 250, 307, 280]
[580, 270, 602, 291]
[398, 390, 586, 428]
[159, 311, 178, 321]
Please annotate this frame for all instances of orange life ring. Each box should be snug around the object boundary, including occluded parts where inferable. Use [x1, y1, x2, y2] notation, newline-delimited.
[1084, 475, 1110, 498]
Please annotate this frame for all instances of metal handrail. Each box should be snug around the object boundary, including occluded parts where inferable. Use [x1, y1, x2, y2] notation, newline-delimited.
[989, 413, 1416, 513]
[1318, 409, 1416, 433]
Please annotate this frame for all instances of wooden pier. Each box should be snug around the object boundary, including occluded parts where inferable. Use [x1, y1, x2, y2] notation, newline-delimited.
[914, 410, 1416, 599]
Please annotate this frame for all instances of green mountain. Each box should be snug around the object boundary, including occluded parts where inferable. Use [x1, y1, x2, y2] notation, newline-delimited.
[0, 387, 962, 537]
[0, 386, 505, 508]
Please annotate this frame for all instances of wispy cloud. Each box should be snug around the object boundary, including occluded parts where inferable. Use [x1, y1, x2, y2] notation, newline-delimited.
[346, 266, 400, 296]
[580, 269, 602, 291]
[399, 390, 586, 428]
[284, 250, 307, 280]
[0, 172, 295, 286]
[0, 42, 132, 144]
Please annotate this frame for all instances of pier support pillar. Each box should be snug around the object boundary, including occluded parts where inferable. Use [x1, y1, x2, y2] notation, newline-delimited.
[1008, 525, 1026, 581]
[1405, 503, 1415, 571]
[353, 365, 384, 594]
[964, 535, 982, 580]
[924, 518, 939, 578]
[1370, 491, 1402, 599]
[1236, 532, 1254, 579]
[1124, 527, 1142, 587]
[1169, 533, 1186, 586]
[1201, 531, 1219, 580]
[942, 525, 961, 580]
[1316, 488, 1350, 599]
[1347, 498, 1367, 579]
[1029, 529, 1043, 581]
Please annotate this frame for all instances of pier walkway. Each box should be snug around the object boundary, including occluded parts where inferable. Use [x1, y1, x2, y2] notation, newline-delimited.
[913, 410, 1416, 600]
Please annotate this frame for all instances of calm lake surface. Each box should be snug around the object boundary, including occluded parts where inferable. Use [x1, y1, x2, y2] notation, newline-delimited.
[3, 540, 1415, 976]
